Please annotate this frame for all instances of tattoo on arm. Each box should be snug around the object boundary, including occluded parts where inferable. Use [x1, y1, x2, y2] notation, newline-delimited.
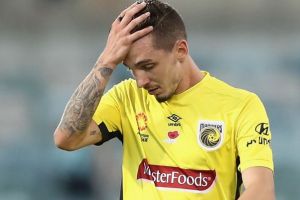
[98, 67, 113, 77]
[59, 67, 113, 135]
[90, 130, 98, 136]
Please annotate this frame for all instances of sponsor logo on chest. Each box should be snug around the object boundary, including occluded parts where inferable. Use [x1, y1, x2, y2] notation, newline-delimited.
[136, 112, 150, 142]
[137, 159, 216, 193]
[163, 130, 180, 144]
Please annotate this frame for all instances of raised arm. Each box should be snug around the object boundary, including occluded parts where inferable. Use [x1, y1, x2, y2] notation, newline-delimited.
[53, 2, 153, 151]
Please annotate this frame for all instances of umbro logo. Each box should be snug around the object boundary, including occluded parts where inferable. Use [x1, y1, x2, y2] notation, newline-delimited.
[167, 114, 182, 126]
[168, 114, 182, 122]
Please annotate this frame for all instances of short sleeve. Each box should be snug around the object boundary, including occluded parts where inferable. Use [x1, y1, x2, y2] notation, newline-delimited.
[92, 85, 122, 145]
[236, 93, 274, 172]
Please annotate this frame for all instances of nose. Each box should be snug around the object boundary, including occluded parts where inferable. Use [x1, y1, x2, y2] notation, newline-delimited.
[134, 70, 151, 88]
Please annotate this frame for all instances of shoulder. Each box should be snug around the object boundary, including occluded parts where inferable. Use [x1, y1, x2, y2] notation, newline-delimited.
[110, 78, 136, 91]
[107, 78, 137, 95]
[203, 73, 263, 111]
[106, 78, 149, 100]
[207, 74, 258, 102]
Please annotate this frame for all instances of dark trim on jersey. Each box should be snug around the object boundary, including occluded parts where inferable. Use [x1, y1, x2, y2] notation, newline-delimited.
[94, 122, 123, 145]
[235, 156, 243, 200]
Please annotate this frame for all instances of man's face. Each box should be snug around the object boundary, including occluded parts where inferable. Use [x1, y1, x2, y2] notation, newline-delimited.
[123, 35, 182, 102]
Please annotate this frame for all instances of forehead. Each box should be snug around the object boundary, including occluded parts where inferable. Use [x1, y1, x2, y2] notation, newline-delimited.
[124, 35, 166, 67]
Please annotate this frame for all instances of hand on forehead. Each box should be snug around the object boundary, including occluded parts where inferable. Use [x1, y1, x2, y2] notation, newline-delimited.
[118, 1, 146, 23]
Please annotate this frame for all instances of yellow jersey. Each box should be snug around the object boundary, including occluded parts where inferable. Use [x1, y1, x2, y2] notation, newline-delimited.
[93, 71, 273, 200]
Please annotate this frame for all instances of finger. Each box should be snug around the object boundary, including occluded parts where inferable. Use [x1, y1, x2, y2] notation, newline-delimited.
[124, 12, 150, 33]
[115, 2, 138, 23]
[128, 26, 153, 42]
[120, 2, 147, 26]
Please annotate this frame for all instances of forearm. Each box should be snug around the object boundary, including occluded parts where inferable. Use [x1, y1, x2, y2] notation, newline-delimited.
[56, 1, 151, 140]
[238, 185, 275, 200]
[239, 167, 275, 200]
[58, 64, 113, 136]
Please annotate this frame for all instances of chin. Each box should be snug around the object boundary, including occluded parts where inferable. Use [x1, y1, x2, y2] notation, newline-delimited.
[155, 94, 172, 102]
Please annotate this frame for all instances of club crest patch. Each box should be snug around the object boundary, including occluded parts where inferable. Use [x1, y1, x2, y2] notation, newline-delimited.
[198, 120, 225, 151]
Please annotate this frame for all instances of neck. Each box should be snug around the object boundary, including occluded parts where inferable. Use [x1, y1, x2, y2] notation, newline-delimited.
[175, 55, 205, 94]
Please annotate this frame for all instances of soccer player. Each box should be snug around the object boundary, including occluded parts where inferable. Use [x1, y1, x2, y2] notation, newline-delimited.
[54, 0, 275, 199]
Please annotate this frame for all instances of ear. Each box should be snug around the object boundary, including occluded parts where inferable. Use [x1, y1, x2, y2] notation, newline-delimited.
[173, 40, 189, 62]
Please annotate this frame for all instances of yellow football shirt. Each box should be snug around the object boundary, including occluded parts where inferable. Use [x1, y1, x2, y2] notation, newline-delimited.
[93, 71, 273, 200]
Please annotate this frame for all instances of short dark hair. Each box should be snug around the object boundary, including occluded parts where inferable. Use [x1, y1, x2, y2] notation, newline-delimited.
[131, 0, 187, 51]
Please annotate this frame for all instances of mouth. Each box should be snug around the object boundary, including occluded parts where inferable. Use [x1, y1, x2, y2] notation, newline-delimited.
[147, 87, 159, 95]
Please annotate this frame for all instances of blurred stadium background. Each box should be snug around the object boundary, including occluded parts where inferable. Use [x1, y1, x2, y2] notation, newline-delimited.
[0, 0, 299, 199]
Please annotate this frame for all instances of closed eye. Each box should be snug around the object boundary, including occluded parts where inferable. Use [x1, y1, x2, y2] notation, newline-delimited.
[141, 63, 155, 71]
